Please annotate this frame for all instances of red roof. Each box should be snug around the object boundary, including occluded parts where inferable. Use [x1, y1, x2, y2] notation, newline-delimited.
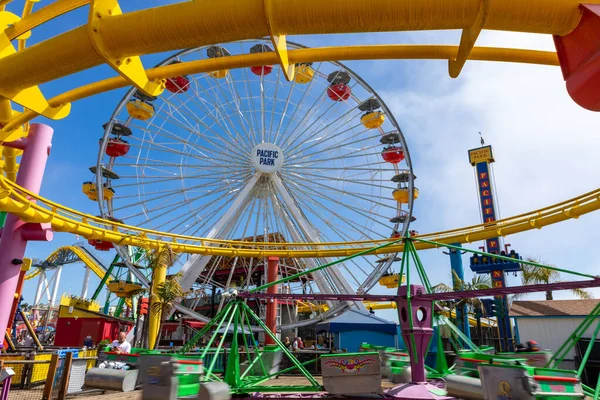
[510, 300, 600, 317]
[183, 320, 206, 329]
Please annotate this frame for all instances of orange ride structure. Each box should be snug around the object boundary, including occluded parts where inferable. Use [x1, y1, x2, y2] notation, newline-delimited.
[1, 0, 600, 353]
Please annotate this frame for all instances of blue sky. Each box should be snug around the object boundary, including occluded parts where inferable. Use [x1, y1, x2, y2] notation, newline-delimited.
[7, 1, 600, 322]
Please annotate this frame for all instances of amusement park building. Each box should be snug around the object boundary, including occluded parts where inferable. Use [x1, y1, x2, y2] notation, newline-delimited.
[316, 309, 398, 352]
[510, 299, 600, 369]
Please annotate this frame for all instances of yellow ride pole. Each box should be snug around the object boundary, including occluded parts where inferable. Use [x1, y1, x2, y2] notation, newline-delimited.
[148, 262, 166, 350]
[147, 246, 174, 350]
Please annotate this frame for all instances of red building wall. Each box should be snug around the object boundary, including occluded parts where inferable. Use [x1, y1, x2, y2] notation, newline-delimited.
[54, 317, 132, 347]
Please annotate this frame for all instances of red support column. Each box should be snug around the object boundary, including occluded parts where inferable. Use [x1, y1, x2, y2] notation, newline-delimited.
[554, 4, 600, 111]
[265, 256, 279, 345]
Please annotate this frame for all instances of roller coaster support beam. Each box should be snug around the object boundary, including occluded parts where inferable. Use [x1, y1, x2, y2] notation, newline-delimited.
[449, 242, 471, 341]
[0, 123, 53, 348]
[5, 259, 30, 348]
[265, 257, 279, 345]
[554, 4, 600, 111]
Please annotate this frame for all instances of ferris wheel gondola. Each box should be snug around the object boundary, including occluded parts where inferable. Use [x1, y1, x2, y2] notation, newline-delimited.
[91, 39, 416, 328]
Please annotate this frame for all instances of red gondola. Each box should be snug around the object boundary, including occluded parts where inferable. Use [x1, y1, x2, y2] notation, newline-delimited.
[327, 84, 352, 101]
[88, 239, 114, 251]
[250, 65, 274, 76]
[381, 146, 405, 164]
[326, 71, 352, 102]
[103, 138, 130, 158]
[166, 75, 190, 93]
[249, 44, 274, 76]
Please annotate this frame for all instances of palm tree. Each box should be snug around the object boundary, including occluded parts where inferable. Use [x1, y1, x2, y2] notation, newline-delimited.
[151, 272, 185, 346]
[519, 257, 592, 300]
[433, 271, 492, 315]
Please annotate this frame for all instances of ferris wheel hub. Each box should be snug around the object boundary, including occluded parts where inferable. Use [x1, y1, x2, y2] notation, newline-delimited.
[251, 143, 284, 174]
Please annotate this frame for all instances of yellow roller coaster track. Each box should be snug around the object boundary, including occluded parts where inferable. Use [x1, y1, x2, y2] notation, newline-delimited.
[0, 0, 591, 136]
[0, 0, 598, 259]
[0, 174, 598, 258]
[24, 245, 114, 282]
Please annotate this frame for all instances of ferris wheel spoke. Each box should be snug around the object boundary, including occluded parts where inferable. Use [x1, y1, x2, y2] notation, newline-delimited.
[160, 89, 243, 145]
[128, 120, 249, 165]
[115, 172, 248, 215]
[282, 95, 360, 156]
[271, 174, 361, 299]
[286, 176, 396, 231]
[288, 182, 388, 240]
[142, 102, 250, 161]
[182, 77, 253, 148]
[109, 169, 246, 189]
[276, 61, 327, 148]
[287, 128, 382, 164]
[220, 71, 261, 146]
[178, 173, 261, 292]
[266, 67, 282, 144]
[285, 169, 396, 192]
[284, 162, 393, 171]
[286, 147, 385, 166]
[281, 77, 362, 154]
[120, 144, 249, 170]
[287, 171, 396, 211]
[188, 74, 256, 149]
[286, 120, 368, 163]
[272, 72, 299, 146]
[235, 66, 261, 144]
[112, 165, 249, 176]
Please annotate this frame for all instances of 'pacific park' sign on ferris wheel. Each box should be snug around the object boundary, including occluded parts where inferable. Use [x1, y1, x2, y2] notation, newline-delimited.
[251, 143, 284, 174]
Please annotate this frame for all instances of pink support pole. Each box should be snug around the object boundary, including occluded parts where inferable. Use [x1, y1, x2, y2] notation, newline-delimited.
[0, 124, 54, 349]
[265, 256, 279, 345]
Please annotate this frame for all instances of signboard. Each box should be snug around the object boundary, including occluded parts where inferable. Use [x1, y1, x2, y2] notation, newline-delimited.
[468, 145, 494, 166]
[474, 160, 500, 254]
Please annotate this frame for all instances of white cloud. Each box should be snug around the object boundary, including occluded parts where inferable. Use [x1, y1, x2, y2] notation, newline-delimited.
[377, 30, 600, 300]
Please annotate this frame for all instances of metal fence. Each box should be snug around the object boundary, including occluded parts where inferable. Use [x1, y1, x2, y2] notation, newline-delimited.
[1, 352, 99, 400]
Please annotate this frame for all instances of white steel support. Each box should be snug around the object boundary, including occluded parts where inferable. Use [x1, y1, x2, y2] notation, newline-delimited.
[49, 266, 63, 308]
[271, 175, 366, 311]
[178, 172, 261, 292]
[34, 270, 47, 306]
[81, 266, 91, 299]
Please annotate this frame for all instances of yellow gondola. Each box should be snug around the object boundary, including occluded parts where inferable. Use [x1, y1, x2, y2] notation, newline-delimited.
[82, 182, 115, 202]
[107, 280, 144, 298]
[210, 69, 229, 79]
[126, 99, 155, 121]
[295, 64, 315, 84]
[361, 111, 385, 129]
[393, 187, 419, 203]
[378, 273, 405, 289]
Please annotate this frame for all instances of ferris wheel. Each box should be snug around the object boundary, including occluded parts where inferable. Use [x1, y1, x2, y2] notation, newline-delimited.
[88, 39, 416, 327]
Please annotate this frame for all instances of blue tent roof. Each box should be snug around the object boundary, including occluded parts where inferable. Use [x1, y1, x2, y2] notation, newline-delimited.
[316, 309, 397, 334]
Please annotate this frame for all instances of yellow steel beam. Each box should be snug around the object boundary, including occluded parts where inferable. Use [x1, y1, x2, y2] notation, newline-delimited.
[0, 174, 598, 258]
[0, 45, 558, 138]
[0, 0, 589, 93]
[449, 0, 489, 78]
[6, 0, 90, 41]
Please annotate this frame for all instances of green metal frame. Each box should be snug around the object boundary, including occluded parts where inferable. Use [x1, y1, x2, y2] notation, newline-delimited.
[179, 299, 322, 394]
[172, 236, 600, 395]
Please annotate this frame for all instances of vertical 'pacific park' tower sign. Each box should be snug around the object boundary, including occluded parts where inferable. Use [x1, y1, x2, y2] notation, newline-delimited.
[468, 144, 520, 351]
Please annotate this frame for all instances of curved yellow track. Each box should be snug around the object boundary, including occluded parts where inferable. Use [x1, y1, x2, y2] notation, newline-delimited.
[23, 245, 114, 282]
[0, 0, 588, 135]
[1, 0, 598, 259]
[0, 174, 598, 258]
